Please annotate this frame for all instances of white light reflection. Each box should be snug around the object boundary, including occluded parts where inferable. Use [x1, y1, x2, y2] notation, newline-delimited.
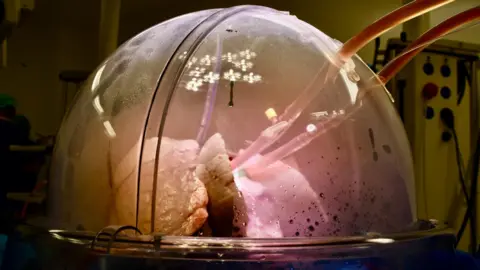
[183, 49, 262, 92]
[91, 64, 106, 92]
[222, 52, 238, 63]
[179, 51, 188, 60]
[306, 124, 317, 133]
[224, 69, 241, 82]
[366, 238, 394, 244]
[234, 59, 253, 72]
[332, 110, 345, 116]
[103, 121, 117, 138]
[310, 110, 345, 121]
[310, 111, 328, 119]
[50, 232, 64, 241]
[186, 78, 203, 91]
[239, 49, 257, 60]
[93, 95, 104, 115]
[186, 57, 198, 69]
[265, 108, 277, 122]
[203, 72, 220, 83]
[243, 72, 261, 83]
[50, 232, 85, 245]
[189, 67, 205, 77]
[200, 55, 217, 66]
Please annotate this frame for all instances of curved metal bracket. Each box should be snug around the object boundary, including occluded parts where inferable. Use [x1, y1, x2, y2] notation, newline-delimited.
[91, 225, 142, 253]
[153, 234, 164, 251]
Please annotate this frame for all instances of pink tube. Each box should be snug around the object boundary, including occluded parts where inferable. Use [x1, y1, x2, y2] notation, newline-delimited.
[338, 0, 454, 62]
[378, 6, 480, 83]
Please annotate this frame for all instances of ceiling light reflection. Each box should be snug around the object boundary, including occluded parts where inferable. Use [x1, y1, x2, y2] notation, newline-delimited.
[103, 121, 117, 138]
[91, 64, 106, 92]
[183, 49, 262, 92]
[366, 238, 395, 244]
[93, 95, 104, 115]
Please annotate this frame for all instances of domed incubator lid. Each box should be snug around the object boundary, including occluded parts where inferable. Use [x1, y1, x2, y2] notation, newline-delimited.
[49, 5, 416, 239]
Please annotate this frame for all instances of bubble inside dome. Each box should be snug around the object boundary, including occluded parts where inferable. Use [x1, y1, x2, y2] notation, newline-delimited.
[49, 5, 416, 238]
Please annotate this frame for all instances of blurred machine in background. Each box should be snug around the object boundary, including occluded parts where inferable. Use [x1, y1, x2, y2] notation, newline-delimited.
[384, 38, 480, 252]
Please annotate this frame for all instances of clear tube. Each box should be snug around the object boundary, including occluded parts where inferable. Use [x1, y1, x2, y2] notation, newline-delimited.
[243, 89, 369, 178]
[230, 121, 290, 169]
[196, 34, 223, 146]
[378, 6, 480, 83]
[244, 118, 345, 177]
[230, 1, 452, 170]
[338, 0, 454, 62]
[230, 63, 332, 169]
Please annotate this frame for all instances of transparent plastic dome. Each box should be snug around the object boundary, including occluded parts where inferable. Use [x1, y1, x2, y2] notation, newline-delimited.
[49, 5, 416, 238]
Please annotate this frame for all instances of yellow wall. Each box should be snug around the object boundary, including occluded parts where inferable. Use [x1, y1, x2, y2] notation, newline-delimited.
[431, 0, 479, 45]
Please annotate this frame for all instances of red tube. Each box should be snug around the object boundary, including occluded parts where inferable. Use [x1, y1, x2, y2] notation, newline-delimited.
[338, 0, 454, 62]
[378, 6, 480, 83]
